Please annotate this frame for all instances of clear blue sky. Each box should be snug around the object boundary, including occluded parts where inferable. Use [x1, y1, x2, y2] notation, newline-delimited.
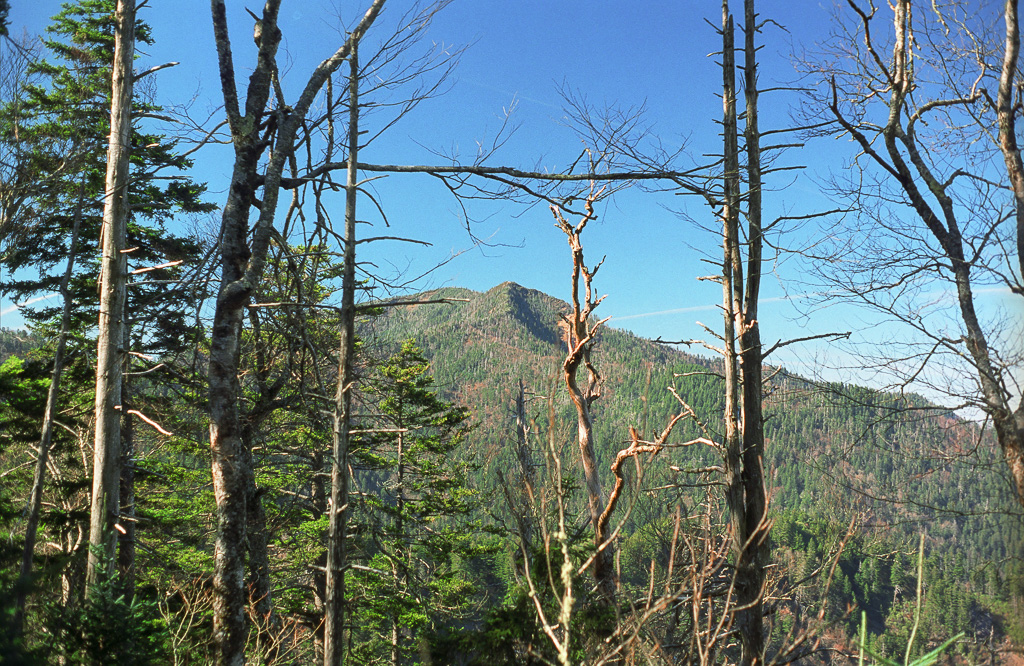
[2, 1, 1019, 405]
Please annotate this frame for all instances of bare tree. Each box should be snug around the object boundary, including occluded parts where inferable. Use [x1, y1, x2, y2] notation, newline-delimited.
[551, 187, 617, 606]
[324, 38, 361, 666]
[718, 0, 770, 662]
[800, 0, 1024, 508]
[86, 0, 135, 590]
[206, 2, 384, 663]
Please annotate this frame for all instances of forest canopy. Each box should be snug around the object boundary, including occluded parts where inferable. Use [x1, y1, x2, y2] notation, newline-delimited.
[0, 1, 1022, 665]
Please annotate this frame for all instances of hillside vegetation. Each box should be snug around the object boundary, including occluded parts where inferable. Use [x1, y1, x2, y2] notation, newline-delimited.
[367, 281, 1024, 656]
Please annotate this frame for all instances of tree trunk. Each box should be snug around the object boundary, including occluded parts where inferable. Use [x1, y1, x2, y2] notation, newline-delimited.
[557, 206, 615, 604]
[241, 309, 281, 659]
[721, 2, 766, 662]
[14, 175, 86, 634]
[324, 41, 359, 666]
[242, 428, 279, 659]
[993, 0, 1024, 507]
[207, 3, 281, 660]
[86, 0, 135, 591]
[738, 0, 768, 659]
[204, 3, 382, 660]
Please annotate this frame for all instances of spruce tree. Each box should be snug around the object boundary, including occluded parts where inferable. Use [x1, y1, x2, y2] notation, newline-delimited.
[0, 0, 211, 643]
[2, 0, 211, 340]
[350, 340, 485, 665]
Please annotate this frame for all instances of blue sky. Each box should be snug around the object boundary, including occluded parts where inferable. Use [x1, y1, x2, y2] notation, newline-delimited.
[2, 1, 1020, 406]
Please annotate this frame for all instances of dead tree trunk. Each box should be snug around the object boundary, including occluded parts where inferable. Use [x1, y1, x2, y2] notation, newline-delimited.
[206, 4, 383, 662]
[241, 426, 278, 655]
[86, 0, 135, 591]
[324, 40, 360, 666]
[721, 1, 768, 662]
[552, 193, 616, 604]
[823, 0, 1024, 510]
[738, 0, 769, 659]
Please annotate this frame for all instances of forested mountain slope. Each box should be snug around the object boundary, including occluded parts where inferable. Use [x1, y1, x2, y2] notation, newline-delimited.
[366, 281, 1024, 649]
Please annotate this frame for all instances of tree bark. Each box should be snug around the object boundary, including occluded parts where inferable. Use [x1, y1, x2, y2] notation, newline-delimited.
[206, 2, 384, 661]
[738, 0, 768, 660]
[993, 0, 1024, 506]
[207, 1, 282, 658]
[324, 39, 360, 666]
[86, 0, 135, 591]
[721, 2, 767, 662]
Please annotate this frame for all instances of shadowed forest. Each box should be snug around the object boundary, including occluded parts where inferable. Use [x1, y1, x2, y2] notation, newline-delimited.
[0, 1, 1023, 665]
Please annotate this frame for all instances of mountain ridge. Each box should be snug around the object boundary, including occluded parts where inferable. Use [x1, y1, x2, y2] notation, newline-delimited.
[363, 279, 1024, 650]
[366, 280, 1017, 543]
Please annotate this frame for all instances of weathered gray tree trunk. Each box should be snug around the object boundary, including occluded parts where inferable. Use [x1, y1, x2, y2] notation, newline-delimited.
[721, 1, 767, 662]
[14, 176, 86, 634]
[324, 41, 360, 666]
[86, 0, 135, 591]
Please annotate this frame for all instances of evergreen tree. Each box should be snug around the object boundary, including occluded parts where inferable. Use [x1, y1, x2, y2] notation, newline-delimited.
[350, 340, 485, 665]
[0, 0, 211, 341]
[0, 0, 211, 648]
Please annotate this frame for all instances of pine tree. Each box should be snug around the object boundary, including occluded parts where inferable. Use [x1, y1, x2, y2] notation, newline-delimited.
[0, 0, 211, 643]
[351, 340, 485, 665]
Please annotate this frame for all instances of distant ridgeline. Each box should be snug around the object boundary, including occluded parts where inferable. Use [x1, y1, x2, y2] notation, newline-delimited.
[364, 281, 1023, 628]
[0, 327, 42, 363]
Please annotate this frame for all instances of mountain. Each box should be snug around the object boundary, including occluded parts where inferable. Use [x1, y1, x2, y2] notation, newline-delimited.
[364, 281, 1024, 645]
[0, 327, 42, 363]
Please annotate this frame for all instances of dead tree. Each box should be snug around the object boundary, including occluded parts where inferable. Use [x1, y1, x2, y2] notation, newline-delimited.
[802, 0, 1024, 509]
[324, 39, 361, 666]
[206, 2, 384, 664]
[551, 189, 617, 605]
[86, 0, 135, 590]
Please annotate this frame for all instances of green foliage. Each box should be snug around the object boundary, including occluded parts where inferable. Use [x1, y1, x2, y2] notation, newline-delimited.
[858, 610, 964, 666]
[1, 0, 211, 349]
[371, 282, 1023, 657]
[0, 1, 10, 36]
[349, 340, 491, 664]
[45, 576, 167, 665]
